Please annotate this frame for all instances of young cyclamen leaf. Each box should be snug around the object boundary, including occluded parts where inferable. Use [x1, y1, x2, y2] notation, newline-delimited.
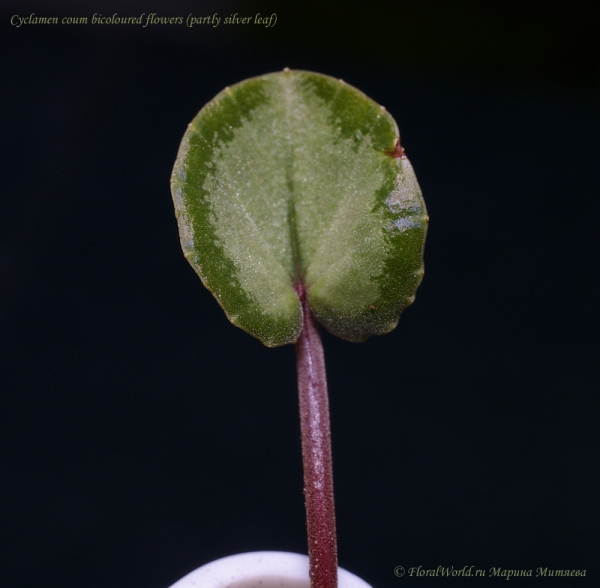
[171, 70, 428, 347]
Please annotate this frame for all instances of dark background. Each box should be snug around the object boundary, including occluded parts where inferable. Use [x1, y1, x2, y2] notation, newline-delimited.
[2, 1, 599, 586]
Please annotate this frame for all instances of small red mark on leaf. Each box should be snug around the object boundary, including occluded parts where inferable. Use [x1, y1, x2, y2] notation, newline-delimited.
[369, 305, 376, 310]
[386, 138, 406, 159]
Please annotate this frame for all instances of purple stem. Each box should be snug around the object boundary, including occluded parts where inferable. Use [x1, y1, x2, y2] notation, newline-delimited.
[295, 284, 338, 588]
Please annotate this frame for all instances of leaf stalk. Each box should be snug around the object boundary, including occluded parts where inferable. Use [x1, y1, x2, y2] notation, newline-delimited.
[295, 284, 338, 588]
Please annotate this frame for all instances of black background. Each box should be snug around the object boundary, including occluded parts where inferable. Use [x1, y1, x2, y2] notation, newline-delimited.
[2, 1, 599, 587]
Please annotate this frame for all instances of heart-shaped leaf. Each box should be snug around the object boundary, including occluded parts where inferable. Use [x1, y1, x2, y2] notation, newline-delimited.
[171, 70, 427, 347]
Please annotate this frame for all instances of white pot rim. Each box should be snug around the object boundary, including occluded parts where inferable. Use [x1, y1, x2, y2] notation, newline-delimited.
[167, 550, 372, 588]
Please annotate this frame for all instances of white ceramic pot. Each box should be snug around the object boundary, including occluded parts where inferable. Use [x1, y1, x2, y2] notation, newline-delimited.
[167, 551, 372, 588]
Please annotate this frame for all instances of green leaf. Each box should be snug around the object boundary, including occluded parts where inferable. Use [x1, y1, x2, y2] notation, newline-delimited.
[171, 70, 428, 347]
